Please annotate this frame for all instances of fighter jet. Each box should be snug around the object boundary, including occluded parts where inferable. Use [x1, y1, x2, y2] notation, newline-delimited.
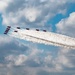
[14, 30, 18, 32]
[4, 26, 19, 34]
[43, 30, 46, 32]
[4, 26, 47, 35]
[36, 29, 39, 31]
[4, 26, 11, 34]
[26, 28, 29, 30]
[17, 27, 20, 29]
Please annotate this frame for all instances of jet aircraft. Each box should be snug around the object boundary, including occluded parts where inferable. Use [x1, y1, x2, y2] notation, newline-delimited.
[4, 26, 47, 34]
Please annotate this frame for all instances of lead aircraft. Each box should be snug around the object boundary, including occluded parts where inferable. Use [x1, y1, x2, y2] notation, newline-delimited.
[4, 26, 11, 34]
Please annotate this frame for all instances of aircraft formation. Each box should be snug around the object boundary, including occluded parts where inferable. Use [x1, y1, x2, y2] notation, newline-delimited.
[4, 26, 75, 49]
[4, 26, 46, 34]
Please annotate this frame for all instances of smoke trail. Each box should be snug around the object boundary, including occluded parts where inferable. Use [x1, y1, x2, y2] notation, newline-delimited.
[9, 29, 75, 49]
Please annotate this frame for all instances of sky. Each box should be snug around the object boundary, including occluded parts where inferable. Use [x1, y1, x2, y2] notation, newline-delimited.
[0, 0, 75, 75]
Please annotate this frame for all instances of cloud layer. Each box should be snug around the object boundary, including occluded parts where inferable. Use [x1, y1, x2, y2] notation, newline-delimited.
[1, 0, 75, 27]
[0, 0, 75, 75]
[56, 12, 75, 37]
[0, 35, 75, 75]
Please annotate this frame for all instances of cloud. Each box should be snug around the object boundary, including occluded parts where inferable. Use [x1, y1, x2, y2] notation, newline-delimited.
[56, 11, 75, 73]
[2, 0, 75, 27]
[0, 39, 75, 75]
[0, 36, 75, 74]
[24, 7, 41, 22]
[0, 35, 29, 64]
[56, 12, 75, 37]
[5, 54, 27, 66]
[0, 35, 12, 44]
[0, 0, 75, 75]
[0, 0, 13, 13]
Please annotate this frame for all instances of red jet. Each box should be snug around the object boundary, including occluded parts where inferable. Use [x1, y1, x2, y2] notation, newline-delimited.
[4, 26, 11, 34]
[4, 26, 47, 34]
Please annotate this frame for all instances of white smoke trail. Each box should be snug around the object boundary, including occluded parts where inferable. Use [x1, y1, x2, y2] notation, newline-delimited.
[9, 29, 75, 49]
